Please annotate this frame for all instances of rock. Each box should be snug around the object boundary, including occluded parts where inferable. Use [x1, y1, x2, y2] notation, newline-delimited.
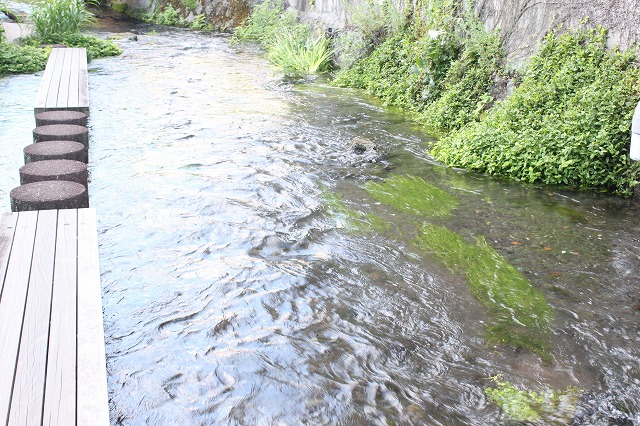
[348, 136, 377, 155]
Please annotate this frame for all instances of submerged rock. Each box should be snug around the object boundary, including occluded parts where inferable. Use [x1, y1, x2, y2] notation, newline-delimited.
[345, 136, 386, 165]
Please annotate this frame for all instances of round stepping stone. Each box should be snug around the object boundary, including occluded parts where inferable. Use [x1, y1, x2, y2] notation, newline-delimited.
[35, 110, 88, 127]
[20, 159, 88, 188]
[33, 124, 89, 147]
[10, 181, 88, 212]
[24, 140, 87, 163]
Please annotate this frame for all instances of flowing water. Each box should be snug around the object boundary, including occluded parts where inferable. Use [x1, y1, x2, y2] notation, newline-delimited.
[1, 20, 639, 425]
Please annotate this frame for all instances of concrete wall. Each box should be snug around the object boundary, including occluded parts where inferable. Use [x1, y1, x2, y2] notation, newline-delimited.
[475, 0, 640, 64]
[115, 0, 640, 61]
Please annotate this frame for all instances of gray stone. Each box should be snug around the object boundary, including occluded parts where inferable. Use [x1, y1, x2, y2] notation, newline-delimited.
[10, 181, 88, 212]
[35, 110, 88, 127]
[20, 159, 88, 188]
[33, 124, 89, 146]
[24, 140, 87, 163]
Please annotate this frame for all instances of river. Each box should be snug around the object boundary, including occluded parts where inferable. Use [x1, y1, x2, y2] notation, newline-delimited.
[0, 20, 639, 425]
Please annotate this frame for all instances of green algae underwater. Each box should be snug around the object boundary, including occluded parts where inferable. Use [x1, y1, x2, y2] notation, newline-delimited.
[326, 174, 554, 361]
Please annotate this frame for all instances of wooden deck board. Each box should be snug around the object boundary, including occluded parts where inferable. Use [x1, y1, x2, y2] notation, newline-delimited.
[44, 49, 66, 110]
[9, 210, 58, 426]
[0, 209, 107, 426]
[78, 50, 89, 111]
[77, 208, 109, 426]
[56, 48, 73, 109]
[0, 211, 38, 425]
[43, 209, 78, 426]
[35, 48, 89, 115]
[34, 49, 60, 113]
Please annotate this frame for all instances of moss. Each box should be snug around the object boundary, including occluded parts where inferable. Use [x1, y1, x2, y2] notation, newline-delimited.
[325, 192, 389, 234]
[485, 377, 580, 423]
[415, 224, 554, 359]
[364, 175, 458, 217]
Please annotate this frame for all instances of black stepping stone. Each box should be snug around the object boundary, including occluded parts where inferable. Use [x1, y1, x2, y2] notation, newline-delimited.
[24, 140, 87, 163]
[10, 181, 88, 212]
[33, 124, 89, 147]
[35, 110, 88, 127]
[20, 159, 88, 188]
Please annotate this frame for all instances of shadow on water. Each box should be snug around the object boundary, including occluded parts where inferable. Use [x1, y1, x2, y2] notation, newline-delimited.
[1, 18, 639, 425]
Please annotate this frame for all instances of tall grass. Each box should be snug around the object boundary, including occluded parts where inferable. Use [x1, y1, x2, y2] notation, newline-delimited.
[233, 0, 332, 78]
[31, 0, 97, 40]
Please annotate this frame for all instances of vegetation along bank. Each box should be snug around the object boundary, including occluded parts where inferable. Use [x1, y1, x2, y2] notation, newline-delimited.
[1, 0, 121, 76]
[230, 0, 640, 195]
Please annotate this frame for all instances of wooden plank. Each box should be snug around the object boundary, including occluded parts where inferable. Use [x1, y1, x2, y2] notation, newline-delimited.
[56, 48, 74, 109]
[0, 211, 38, 425]
[0, 213, 18, 298]
[67, 48, 81, 110]
[45, 48, 67, 110]
[43, 209, 78, 426]
[34, 49, 61, 114]
[77, 48, 89, 113]
[9, 210, 58, 426]
[77, 208, 108, 426]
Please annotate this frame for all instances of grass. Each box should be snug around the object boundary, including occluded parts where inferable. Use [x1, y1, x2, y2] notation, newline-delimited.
[232, 0, 332, 77]
[31, 0, 97, 40]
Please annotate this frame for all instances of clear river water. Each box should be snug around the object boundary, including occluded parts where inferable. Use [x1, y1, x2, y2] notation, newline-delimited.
[0, 19, 639, 425]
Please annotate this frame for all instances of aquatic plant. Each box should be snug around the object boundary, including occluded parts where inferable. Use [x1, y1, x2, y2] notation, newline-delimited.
[415, 224, 554, 359]
[485, 376, 580, 423]
[267, 32, 332, 76]
[433, 26, 640, 195]
[232, 0, 332, 77]
[364, 175, 458, 217]
[325, 192, 388, 234]
[31, 0, 97, 40]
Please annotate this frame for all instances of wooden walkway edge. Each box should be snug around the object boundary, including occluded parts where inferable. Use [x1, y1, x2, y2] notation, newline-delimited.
[0, 209, 108, 426]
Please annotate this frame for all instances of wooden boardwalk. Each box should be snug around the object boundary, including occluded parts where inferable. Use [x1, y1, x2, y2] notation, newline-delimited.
[0, 209, 108, 426]
[34, 48, 89, 116]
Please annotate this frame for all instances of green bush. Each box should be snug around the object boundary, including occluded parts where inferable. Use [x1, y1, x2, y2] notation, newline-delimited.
[231, 0, 298, 45]
[333, 30, 432, 110]
[432, 26, 640, 194]
[0, 42, 50, 76]
[190, 14, 212, 30]
[21, 33, 121, 61]
[419, 12, 503, 133]
[31, 0, 97, 40]
[147, 4, 186, 26]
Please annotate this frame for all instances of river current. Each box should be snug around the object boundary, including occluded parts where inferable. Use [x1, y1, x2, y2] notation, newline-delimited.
[1, 21, 639, 425]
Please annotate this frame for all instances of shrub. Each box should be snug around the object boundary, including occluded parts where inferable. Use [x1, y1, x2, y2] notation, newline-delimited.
[147, 4, 186, 26]
[419, 11, 503, 133]
[31, 0, 97, 40]
[21, 33, 121, 61]
[231, 0, 299, 45]
[190, 14, 212, 30]
[432, 26, 640, 194]
[0, 42, 50, 76]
